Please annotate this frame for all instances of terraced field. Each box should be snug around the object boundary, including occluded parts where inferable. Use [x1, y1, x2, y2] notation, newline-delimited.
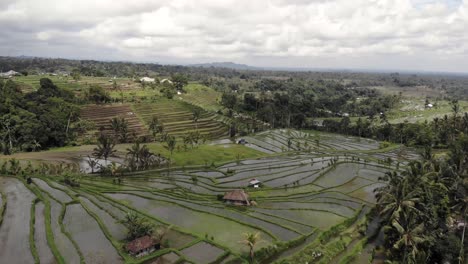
[241, 129, 381, 154]
[178, 83, 223, 112]
[81, 103, 149, 140]
[133, 99, 228, 138]
[0, 129, 417, 263]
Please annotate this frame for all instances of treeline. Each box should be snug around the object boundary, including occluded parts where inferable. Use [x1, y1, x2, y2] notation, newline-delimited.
[0, 78, 82, 153]
[2, 56, 468, 99]
[317, 100, 467, 149]
[221, 78, 399, 129]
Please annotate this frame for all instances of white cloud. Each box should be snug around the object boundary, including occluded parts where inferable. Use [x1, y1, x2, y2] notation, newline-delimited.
[0, 0, 467, 72]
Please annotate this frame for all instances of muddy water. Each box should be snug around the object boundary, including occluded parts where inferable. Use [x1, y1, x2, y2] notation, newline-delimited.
[0, 177, 36, 263]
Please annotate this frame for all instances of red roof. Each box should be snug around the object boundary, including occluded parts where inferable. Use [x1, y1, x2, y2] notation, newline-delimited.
[126, 236, 157, 254]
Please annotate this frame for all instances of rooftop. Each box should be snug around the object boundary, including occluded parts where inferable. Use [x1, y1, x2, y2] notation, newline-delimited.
[223, 189, 249, 202]
[126, 235, 157, 254]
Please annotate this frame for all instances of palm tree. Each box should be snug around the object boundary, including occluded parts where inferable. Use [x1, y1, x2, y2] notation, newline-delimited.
[93, 134, 116, 161]
[86, 155, 98, 174]
[121, 211, 153, 240]
[391, 210, 427, 263]
[192, 108, 202, 130]
[375, 177, 421, 222]
[126, 141, 142, 171]
[110, 117, 129, 143]
[240, 232, 262, 263]
[149, 115, 164, 141]
[31, 139, 41, 152]
[164, 136, 176, 157]
[452, 187, 468, 264]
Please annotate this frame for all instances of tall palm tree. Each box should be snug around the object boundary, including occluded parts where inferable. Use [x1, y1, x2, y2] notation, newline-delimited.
[391, 210, 427, 264]
[126, 141, 142, 171]
[149, 115, 164, 141]
[452, 187, 468, 264]
[192, 108, 202, 130]
[86, 155, 98, 174]
[375, 172, 421, 222]
[164, 136, 176, 157]
[240, 232, 262, 263]
[93, 134, 116, 161]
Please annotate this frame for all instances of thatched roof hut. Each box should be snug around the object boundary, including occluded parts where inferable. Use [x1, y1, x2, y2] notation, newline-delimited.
[223, 189, 250, 206]
[126, 235, 159, 257]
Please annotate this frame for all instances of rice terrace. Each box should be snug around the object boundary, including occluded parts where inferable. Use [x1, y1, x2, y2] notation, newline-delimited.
[1, 43, 468, 263]
[1, 118, 420, 263]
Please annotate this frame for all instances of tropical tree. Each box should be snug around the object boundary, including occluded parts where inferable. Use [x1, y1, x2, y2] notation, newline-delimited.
[375, 173, 421, 222]
[240, 232, 262, 263]
[126, 141, 142, 171]
[171, 73, 188, 92]
[93, 133, 116, 161]
[452, 186, 468, 264]
[86, 155, 98, 174]
[164, 135, 176, 157]
[391, 210, 428, 263]
[125, 141, 159, 171]
[149, 115, 164, 141]
[192, 108, 202, 130]
[110, 117, 129, 143]
[121, 211, 154, 240]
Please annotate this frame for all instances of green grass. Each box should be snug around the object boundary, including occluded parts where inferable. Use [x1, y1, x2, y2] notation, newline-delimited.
[179, 83, 222, 112]
[144, 143, 268, 167]
[0, 142, 268, 168]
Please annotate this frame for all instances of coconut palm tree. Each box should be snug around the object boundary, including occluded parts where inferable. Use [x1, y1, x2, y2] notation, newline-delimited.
[93, 133, 116, 161]
[164, 136, 176, 157]
[149, 115, 164, 141]
[31, 139, 41, 152]
[375, 177, 421, 222]
[240, 232, 262, 263]
[192, 108, 202, 130]
[126, 141, 142, 171]
[391, 210, 428, 264]
[452, 186, 468, 264]
[86, 156, 98, 174]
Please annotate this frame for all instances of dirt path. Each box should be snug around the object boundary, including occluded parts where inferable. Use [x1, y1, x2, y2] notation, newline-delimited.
[0, 177, 36, 263]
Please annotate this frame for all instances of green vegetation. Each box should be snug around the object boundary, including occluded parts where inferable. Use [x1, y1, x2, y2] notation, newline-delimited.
[1, 56, 468, 263]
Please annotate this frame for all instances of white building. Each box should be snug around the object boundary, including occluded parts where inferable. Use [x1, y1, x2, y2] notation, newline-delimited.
[0, 70, 20, 78]
[140, 77, 155, 83]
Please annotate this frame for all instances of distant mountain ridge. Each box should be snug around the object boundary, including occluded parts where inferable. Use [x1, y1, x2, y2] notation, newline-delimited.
[190, 62, 258, 70]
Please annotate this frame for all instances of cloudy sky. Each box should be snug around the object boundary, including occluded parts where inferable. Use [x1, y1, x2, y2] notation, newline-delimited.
[1, 0, 467, 72]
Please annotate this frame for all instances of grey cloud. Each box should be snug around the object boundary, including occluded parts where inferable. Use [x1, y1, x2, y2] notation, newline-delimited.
[0, 0, 467, 72]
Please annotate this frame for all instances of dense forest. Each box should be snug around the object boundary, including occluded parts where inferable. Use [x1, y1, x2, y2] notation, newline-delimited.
[0, 78, 81, 153]
[373, 131, 468, 263]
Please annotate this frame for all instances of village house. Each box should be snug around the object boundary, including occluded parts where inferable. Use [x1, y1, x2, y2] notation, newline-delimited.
[223, 189, 250, 206]
[248, 178, 262, 188]
[126, 235, 160, 258]
[0, 70, 20, 78]
[140, 77, 155, 83]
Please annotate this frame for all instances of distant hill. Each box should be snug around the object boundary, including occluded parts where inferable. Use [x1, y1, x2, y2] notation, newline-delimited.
[190, 62, 258, 70]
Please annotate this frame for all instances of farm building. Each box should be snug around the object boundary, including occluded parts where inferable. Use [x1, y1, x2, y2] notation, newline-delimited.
[248, 179, 262, 188]
[223, 190, 250, 206]
[0, 70, 20, 78]
[126, 235, 160, 257]
[140, 77, 155, 83]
